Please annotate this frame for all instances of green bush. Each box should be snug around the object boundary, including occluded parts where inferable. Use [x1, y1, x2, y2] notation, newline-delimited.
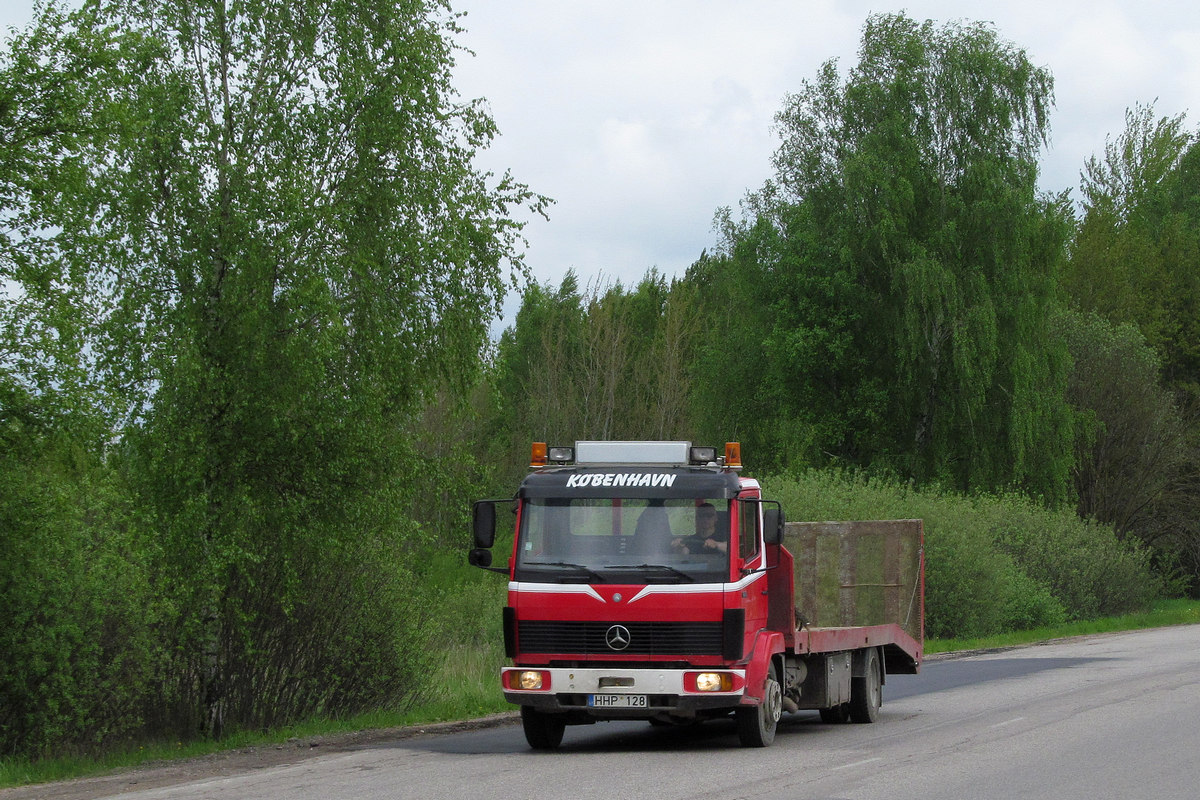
[1, 399, 159, 757]
[921, 518, 1067, 638]
[973, 494, 1162, 620]
[409, 548, 509, 715]
[767, 470, 1161, 639]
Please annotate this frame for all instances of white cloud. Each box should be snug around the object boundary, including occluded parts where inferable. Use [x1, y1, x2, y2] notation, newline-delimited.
[1052, 6, 1157, 107]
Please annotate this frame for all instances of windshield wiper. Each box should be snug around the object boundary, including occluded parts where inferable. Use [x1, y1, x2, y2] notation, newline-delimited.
[521, 561, 605, 583]
[605, 563, 695, 582]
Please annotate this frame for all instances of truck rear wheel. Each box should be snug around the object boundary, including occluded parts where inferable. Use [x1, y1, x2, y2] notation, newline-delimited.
[521, 706, 566, 750]
[737, 661, 782, 747]
[849, 648, 882, 723]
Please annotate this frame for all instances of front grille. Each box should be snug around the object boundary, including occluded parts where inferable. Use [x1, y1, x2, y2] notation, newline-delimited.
[518, 620, 724, 655]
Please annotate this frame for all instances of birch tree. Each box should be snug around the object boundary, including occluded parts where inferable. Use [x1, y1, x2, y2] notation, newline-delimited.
[4, 0, 544, 737]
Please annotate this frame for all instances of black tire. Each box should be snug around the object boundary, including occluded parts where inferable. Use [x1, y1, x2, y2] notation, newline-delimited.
[819, 703, 850, 724]
[521, 706, 566, 750]
[737, 661, 782, 747]
[849, 648, 882, 723]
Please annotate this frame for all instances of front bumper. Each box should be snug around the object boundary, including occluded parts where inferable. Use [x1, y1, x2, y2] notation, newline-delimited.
[501, 666, 747, 718]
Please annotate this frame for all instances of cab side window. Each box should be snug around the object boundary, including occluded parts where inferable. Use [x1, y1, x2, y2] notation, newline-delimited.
[738, 499, 760, 560]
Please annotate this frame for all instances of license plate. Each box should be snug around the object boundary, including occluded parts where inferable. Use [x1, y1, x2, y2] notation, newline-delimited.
[588, 694, 647, 708]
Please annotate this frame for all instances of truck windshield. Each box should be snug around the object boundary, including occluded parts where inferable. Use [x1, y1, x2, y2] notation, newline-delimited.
[514, 497, 730, 584]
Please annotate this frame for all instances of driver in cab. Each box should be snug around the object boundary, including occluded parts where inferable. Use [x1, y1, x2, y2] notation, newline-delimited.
[672, 503, 727, 555]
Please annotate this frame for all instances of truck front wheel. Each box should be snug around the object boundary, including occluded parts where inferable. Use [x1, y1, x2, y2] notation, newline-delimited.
[521, 706, 566, 750]
[737, 661, 782, 747]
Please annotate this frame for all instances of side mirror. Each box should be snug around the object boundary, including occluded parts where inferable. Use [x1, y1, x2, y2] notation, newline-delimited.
[763, 504, 785, 546]
[468, 548, 493, 568]
[472, 501, 497, 549]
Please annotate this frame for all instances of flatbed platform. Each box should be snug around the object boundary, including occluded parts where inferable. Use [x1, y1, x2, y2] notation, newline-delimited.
[791, 623, 922, 674]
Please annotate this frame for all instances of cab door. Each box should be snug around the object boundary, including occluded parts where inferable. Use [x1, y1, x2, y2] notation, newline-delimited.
[731, 490, 768, 658]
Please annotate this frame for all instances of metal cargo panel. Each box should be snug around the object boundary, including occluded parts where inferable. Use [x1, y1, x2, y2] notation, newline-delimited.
[784, 520, 924, 644]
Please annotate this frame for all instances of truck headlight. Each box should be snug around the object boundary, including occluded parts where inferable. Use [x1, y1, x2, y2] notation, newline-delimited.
[518, 671, 544, 690]
[506, 669, 551, 691]
[692, 672, 731, 692]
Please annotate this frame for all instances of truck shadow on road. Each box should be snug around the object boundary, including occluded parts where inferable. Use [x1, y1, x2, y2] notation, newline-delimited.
[885, 655, 1115, 701]
[385, 655, 1115, 756]
[384, 715, 835, 755]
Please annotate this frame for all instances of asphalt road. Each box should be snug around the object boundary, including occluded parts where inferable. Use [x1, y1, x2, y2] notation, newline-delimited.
[13, 625, 1200, 800]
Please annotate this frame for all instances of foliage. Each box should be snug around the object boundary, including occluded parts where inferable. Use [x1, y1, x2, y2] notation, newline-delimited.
[1148, 140, 1200, 399]
[410, 548, 509, 715]
[491, 269, 701, 481]
[0, 2, 129, 432]
[1057, 310, 1188, 540]
[768, 470, 1162, 638]
[1, 0, 542, 753]
[409, 377, 505, 547]
[1066, 104, 1199, 399]
[698, 13, 1074, 498]
[1079, 103, 1192, 221]
[86, 0, 539, 739]
[678, 237, 788, 472]
[1064, 104, 1200, 590]
[0, 380, 159, 756]
[1, 9, 159, 755]
[493, 272, 586, 455]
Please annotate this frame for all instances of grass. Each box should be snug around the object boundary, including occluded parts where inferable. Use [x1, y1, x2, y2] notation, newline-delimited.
[0, 638, 514, 790]
[925, 597, 1200, 654]
[3, 597, 1198, 790]
[0, 730, 260, 789]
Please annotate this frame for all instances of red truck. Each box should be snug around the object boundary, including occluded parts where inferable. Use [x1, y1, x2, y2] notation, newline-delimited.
[469, 441, 924, 749]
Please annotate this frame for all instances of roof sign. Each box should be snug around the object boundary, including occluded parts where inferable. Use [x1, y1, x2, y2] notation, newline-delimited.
[574, 441, 691, 466]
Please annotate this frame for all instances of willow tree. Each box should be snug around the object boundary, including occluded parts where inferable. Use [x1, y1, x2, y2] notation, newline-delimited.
[736, 13, 1073, 497]
[5, 0, 544, 738]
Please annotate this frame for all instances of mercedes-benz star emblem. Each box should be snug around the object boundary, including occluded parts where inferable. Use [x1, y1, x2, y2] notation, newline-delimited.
[605, 624, 631, 651]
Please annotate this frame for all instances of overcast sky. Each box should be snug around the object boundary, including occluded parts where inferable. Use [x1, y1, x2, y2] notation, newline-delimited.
[4, 1, 1199, 328]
